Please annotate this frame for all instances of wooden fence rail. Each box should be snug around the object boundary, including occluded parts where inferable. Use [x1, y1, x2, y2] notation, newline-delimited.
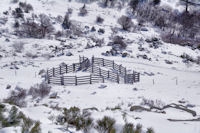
[46, 56, 140, 86]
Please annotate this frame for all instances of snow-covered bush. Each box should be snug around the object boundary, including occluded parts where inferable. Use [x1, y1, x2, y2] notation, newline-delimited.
[4, 89, 27, 107]
[62, 107, 93, 132]
[12, 42, 24, 53]
[79, 4, 88, 16]
[118, 15, 133, 31]
[18, 14, 54, 38]
[95, 116, 116, 133]
[28, 82, 51, 99]
[0, 105, 41, 133]
[96, 16, 104, 24]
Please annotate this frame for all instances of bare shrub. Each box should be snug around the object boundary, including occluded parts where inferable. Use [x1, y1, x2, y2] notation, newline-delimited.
[96, 16, 104, 24]
[113, 36, 127, 49]
[17, 14, 54, 38]
[4, 89, 27, 107]
[79, 4, 88, 16]
[68, 8, 73, 14]
[118, 15, 133, 31]
[12, 42, 24, 53]
[62, 13, 71, 29]
[141, 98, 165, 109]
[28, 82, 51, 99]
[39, 14, 55, 37]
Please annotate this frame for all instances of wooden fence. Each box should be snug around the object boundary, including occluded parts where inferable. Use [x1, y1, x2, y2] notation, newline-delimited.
[46, 56, 140, 86]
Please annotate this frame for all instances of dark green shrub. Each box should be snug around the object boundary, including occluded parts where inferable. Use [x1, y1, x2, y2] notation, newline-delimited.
[146, 127, 155, 133]
[122, 123, 134, 133]
[96, 116, 116, 133]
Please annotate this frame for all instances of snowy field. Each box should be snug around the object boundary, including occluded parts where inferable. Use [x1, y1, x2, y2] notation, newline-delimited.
[0, 0, 200, 133]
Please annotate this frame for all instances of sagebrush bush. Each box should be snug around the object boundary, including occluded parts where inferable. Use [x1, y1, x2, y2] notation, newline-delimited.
[62, 107, 93, 132]
[118, 15, 133, 31]
[12, 42, 24, 53]
[122, 123, 134, 133]
[28, 82, 51, 99]
[95, 116, 116, 133]
[4, 89, 27, 107]
[113, 36, 127, 49]
[146, 127, 155, 133]
[79, 4, 88, 16]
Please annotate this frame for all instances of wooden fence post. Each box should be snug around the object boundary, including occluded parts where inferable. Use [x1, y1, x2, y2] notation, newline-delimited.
[117, 74, 119, 84]
[92, 64, 94, 73]
[73, 64, 75, 72]
[108, 71, 110, 79]
[102, 76, 104, 83]
[61, 76, 64, 85]
[119, 65, 121, 74]
[60, 66, 62, 75]
[124, 68, 127, 83]
[75, 76, 77, 85]
[102, 58, 105, 66]
[66, 65, 68, 73]
[92, 56, 94, 65]
[90, 74, 92, 84]
[53, 67, 55, 77]
[113, 60, 114, 70]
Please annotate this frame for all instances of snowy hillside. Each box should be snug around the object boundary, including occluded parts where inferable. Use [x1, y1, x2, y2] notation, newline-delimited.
[0, 0, 200, 133]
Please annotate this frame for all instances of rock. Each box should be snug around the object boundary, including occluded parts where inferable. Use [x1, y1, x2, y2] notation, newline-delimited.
[50, 92, 57, 99]
[141, 27, 148, 31]
[122, 52, 128, 57]
[91, 92, 96, 95]
[133, 88, 138, 91]
[165, 60, 173, 64]
[6, 84, 11, 89]
[161, 51, 167, 54]
[66, 52, 73, 56]
[15, 85, 22, 91]
[130, 106, 150, 112]
[98, 84, 107, 89]
[5, 38, 10, 42]
[186, 104, 196, 108]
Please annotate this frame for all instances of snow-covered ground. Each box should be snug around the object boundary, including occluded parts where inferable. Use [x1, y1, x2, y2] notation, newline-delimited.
[0, 0, 200, 133]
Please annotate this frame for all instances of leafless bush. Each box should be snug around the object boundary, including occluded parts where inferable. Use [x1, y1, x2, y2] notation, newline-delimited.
[4, 89, 27, 107]
[79, 4, 88, 16]
[17, 14, 54, 38]
[62, 13, 71, 29]
[118, 15, 133, 31]
[12, 42, 24, 53]
[113, 36, 127, 49]
[141, 98, 165, 108]
[68, 8, 73, 14]
[28, 82, 51, 99]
